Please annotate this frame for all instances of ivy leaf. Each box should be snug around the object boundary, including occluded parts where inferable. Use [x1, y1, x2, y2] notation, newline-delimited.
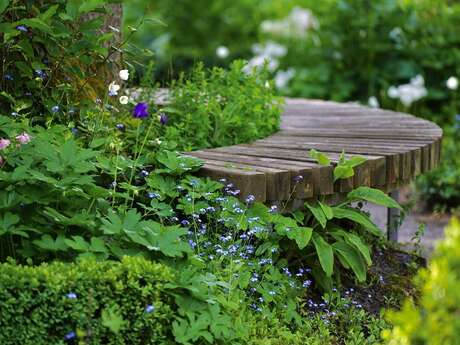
[347, 187, 402, 210]
[312, 233, 334, 277]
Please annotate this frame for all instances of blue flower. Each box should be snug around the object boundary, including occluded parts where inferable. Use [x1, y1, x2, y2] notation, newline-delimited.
[16, 25, 28, 32]
[245, 194, 256, 204]
[66, 292, 77, 299]
[115, 123, 125, 131]
[293, 175, 304, 184]
[51, 105, 60, 113]
[64, 331, 76, 340]
[139, 170, 149, 178]
[159, 113, 168, 125]
[35, 69, 46, 79]
[4, 74, 13, 81]
[145, 304, 155, 313]
[71, 128, 78, 135]
[148, 192, 160, 199]
[133, 102, 149, 119]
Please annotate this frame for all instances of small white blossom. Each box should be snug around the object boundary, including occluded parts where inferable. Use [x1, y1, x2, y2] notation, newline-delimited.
[368, 96, 380, 108]
[119, 96, 129, 105]
[108, 82, 120, 96]
[274, 68, 295, 89]
[387, 75, 427, 107]
[260, 7, 318, 38]
[119, 69, 129, 81]
[446, 76, 459, 90]
[216, 46, 230, 59]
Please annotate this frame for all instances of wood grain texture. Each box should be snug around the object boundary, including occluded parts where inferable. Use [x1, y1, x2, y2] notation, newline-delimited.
[184, 99, 443, 202]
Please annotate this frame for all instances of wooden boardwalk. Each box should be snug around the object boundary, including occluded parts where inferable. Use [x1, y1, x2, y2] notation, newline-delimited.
[185, 99, 443, 202]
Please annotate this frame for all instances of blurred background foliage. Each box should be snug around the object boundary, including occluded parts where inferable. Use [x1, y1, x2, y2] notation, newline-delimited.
[124, 0, 460, 213]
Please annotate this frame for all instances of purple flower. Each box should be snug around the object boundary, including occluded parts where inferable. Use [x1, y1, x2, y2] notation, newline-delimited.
[16, 25, 28, 32]
[293, 175, 304, 184]
[145, 304, 155, 313]
[133, 102, 149, 118]
[148, 192, 160, 199]
[159, 113, 168, 125]
[245, 194, 255, 204]
[64, 331, 76, 340]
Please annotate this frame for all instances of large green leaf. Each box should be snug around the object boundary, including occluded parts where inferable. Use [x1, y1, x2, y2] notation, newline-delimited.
[312, 233, 334, 277]
[332, 241, 368, 282]
[331, 229, 372, 265]
[287, 226, 313, 250]
[332, 207, 383, 237]
[0, 212, 19, 236]
[347, 187, 402, 210]
[309, 149, 331, 166]
[0, 0, 9, 16]
[305, 202, 327, 228]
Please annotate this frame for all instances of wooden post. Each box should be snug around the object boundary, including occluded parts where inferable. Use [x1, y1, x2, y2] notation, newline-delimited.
[387, 190, 400, 242]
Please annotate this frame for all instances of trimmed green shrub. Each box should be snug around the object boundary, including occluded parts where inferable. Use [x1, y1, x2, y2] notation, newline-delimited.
[0, 256, 176, 344]
[383, 218, 460, 345]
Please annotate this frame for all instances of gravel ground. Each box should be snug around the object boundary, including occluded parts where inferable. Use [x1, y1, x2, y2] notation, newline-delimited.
[364, 188, 451, 258]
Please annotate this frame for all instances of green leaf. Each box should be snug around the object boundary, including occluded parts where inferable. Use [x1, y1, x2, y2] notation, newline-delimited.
[347, 187, 402, 210]
[332, 207, 383, 237]
[66, 0, 80, 19]
[332, 241, 367, 282]
[318, 201, 333, 220]
[0, 0, 9, 16]
[79, 0, 106, 14]
[20, 18, 51, 33]
[287, 226, 313, 250]
[312, 233, 334, 277]
[101, 306, 125, 333]
[33, 234, 68, 252]
[305, 202, 327, 228]
[331, 229, 372, 265]
[309, 149, 331, 166]
[0, 212, 19, 236]
[333, 165, 354, 181]
[64, 236, 90, 252]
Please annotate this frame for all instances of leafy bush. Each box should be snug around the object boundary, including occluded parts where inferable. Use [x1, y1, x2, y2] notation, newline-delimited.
[383, 217, 460, 345]
[165, 61, 283, 150]
[0, 257, 176, 344]
[0, 0, 126, 123]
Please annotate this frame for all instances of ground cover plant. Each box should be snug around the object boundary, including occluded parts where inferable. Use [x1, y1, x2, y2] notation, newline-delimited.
[0, 1, 438, 344]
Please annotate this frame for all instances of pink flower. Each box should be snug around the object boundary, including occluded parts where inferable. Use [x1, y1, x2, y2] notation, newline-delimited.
[16, 133, 32, 144]
[0, 138, 11, 150]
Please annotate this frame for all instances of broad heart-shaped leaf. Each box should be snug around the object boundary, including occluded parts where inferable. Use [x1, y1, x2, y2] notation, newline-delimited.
[305, 202, 327, 228]
[286, 227, 313, 250]
[312, 233, 334, 277]
[332, 241, 368, 282]
[309, 149, 331, 166]
[332, 206, 383, 237]
[330, 229, 372, 265]
[347, 187, 403, 210]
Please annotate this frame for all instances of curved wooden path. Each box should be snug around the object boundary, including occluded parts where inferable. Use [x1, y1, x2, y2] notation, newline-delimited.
[185, 99, 443, 203]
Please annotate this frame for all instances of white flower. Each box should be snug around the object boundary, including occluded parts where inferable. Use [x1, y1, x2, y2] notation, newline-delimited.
[119, 69, 129, 81]
[410, 74, 425, 88]
[108, 82, 120, 96]
[446, 76, 459, 90]
[154, 138, 162, 145]
[368, 96, 380, 108]
[252, 41, 287, 58]
[216, 46, 230, 59]
[275, 68, 295, 89]
[119, 96, 129, 105]
[260, 7, 318, 38]
[388, 86, 400, 99]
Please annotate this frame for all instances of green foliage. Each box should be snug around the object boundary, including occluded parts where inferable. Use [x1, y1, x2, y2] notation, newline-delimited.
[384, 218, 460, 345]
[165, 61, 283, 150]
[0, 0, 125, 122]
[0, 257, 176, 344]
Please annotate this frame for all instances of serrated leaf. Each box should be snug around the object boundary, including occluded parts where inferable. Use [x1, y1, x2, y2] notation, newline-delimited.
[0, 212, 19, 235]
[65, 236, 90, 252]
[347, 187, 402, 210]
[312, 233, 334, 277]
